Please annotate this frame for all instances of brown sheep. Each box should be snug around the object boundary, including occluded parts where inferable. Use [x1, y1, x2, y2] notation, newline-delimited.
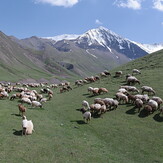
[18, 104, 27, 116]
[98, 88, 108, 94]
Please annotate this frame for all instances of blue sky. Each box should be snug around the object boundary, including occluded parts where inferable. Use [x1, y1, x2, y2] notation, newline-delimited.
[0, 0, 163, 44]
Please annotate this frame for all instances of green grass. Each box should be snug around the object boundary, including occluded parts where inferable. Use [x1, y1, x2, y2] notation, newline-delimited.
[0, 50, 163, 163]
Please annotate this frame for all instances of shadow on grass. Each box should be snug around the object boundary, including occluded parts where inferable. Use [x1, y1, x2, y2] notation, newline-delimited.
[126, 106, 138, 115]
[153, 113, 163, 122]
[138, 109, 149, 118]
[70, 120, 86, 125]
[83, 93, 89, 96]
[13, 129, 22, 136]
[11, 113, 21, 117]
[28, 107, 45, 111]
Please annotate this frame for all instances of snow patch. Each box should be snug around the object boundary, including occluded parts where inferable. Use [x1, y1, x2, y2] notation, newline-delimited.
[86, 49, 97, 58]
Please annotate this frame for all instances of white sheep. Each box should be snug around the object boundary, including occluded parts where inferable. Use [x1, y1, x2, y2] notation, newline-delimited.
[120, 86, 139, 93]
[82, 100, 90, 110]
[21, 97, 32, 105]
[152, 96, 163, 108]
[116, 92, 128, 104]
[22, 116, 34, 135]
[127, 76, 140, 85]
[132, 69, 141, 75]
[81, 108, 91, 123]
[135, 94, 149, 103]
[32, 101, 42, 108]
[147, 99, 158, 111]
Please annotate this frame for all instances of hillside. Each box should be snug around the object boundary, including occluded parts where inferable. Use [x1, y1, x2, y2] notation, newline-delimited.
[0, 50, 163, 162]
[0, 32, 79, 82]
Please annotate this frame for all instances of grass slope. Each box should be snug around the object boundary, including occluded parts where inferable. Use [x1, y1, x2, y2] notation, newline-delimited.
[0, 50, 163, 163]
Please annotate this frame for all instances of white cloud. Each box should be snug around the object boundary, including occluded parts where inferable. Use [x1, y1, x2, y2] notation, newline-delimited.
[34, 0, 79, 7]
[153, 0, 163, 11]
[114, 0, 143, 10]
[95, 19, 103, 25]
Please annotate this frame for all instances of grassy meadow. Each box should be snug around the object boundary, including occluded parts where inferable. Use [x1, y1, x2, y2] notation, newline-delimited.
[0, 50, 163, 163]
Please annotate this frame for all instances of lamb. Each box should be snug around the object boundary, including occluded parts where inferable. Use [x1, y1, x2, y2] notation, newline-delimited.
[80, 108, 91, 123]
[127, 76, 140, 85]
[132, 69, 141, 75]
[135, 99, 143, 112]
[151, 96, 163, 108]
[22, 116, 34, 136]
[82, 100, 90, 110]
[18, 104, 27, 116]
[32, 101, 42, 108]
[141, 86, 156, 95]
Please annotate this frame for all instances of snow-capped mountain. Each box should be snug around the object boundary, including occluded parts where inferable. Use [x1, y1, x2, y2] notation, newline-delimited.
[74, 26, 147, 59]
[131, 41, 163, 53]
[43, 26, 163, 56]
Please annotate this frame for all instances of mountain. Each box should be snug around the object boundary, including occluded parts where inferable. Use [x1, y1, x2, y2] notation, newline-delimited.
[1, 26, 157, 82]
[131, 41, 163, 53]
[43, 26, 148, 59]
[13, 26, 149, 78]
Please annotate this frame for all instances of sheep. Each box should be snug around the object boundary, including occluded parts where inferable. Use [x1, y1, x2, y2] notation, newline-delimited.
[90, 103, 101, 114]
[82, 100, 90, 110]
[127, 76, 140, 85]
[152, 96, 163, 109]
[22, 116, 34, 136]
[115, 71, 123, 77]
[120, 86, 139, 93]
[10, 94, 17, 100]
[135, 99, 143, 112]
[40, 98, 47, 103]
[98, 88, 108, 94]
[118, 88, 128, 94]
[88, 87, 94, 94]
[21, 97, 32, 105]
[143, 105, 153, 115]
[100, 104, 107, 114]
[160, 106, 163, 115]
[92, 88, 100, 96]
[147, 99, 158, 111]
[48, 93, 53, 100]
[116, 92, 128, 104]
[32, 101, 42, 108]
[132, 69, 141, 75]
[127, 93, 136, 104]
[80, 108, 91, 123]
[18, 104, 27, 116]
[141, 86, 156, 95]
[94, 98, 105, 105]
[135, 94, 149, 104]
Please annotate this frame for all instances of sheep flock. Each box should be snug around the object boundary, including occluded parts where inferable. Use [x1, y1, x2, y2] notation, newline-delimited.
[0, 68, 163, 136]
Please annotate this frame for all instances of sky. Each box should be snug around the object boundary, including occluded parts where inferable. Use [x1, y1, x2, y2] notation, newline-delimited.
[0, 0, 163, 44]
